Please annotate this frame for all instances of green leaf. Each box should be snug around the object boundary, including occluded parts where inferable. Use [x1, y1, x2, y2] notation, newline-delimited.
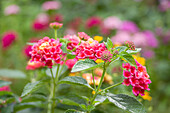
[59, 98, 80, 106]
[59, 76, 93, 90]
[1, 104, 14, 113]
[71, 59, 99, 72]
[65, 109, 82, 113]
[21, 81, 43, 97]
[105, 38, 113, 51]
[127, 48, 141, 54]
[0, 80, 11, 87]
[67, 54, 76, 59]
[119, 51, 136, 66]
[21, 94, 47, 103]
[107, 93, 146, 113]
[0, 69, 26, 79]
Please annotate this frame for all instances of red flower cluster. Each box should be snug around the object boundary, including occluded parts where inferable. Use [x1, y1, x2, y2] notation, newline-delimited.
[75, 38, 106, 60]
[122, 60, 151, 96]
[85, 16, 102, 29]
[30, 37, 63, 68]
[64, 35, 80, 50]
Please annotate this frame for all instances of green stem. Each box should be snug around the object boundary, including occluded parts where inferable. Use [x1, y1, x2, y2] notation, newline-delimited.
[90, 62, 106, 105]
[47, 69, 56, 113]
[54, 29, 57, 40]
[92, 70, 96, 90]
[99, 82, 122, 93]
[55, 64, 60, 82]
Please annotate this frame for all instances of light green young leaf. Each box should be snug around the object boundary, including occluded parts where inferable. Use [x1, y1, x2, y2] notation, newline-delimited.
[67, 54, 76, 59]
[21, 81, 43, 97]
[126, 48, 141, 54]
[58, 76, 93, 90]
[0, 80, 11, 87]
[107, 93, 146, 113]
[115, 46, 127, 53]
[71, 59, 101, 72]
[105, 38, 113, 51]
[0, 69, 26, 79]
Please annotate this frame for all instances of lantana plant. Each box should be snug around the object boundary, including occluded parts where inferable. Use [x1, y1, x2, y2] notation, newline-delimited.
[8, 23, 151, 113]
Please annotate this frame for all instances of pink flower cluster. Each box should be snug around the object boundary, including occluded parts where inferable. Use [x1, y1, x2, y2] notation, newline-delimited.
[75, 38, 106, 60]
[1, 31, 17, 49]
[101, 50, 113, 62]
[122, 60, 151, 96]
[49, 22, 63, 29]
[78, 32, 90, 41]
[30, 37, 63, 68]
[64, 35, 80, 50]
[26, 60, 45, 70]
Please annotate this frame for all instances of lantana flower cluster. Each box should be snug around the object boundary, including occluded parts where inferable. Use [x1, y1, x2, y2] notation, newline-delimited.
[30, 37, 63, 68]
[122, 60, 151, 96]
[75, 38, 107, 61]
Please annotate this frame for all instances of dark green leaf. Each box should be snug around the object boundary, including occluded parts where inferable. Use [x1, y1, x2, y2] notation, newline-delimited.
[0, 69, 26, 79]
[21, 94, 47, 103]
[1, 104, 14, 113]
[119, 51, 136, 66]
[107, 93, 146, 113]
[21, 81, 43, 97]
[94, 95, 107, 106]
[71, 59, 100, 72]
[0, 80, 11, 87]
[59, 76, 93, 90]
[14, 102, 42, 112]
[127, 48, 141, 54]
[64, 109, 82, 113]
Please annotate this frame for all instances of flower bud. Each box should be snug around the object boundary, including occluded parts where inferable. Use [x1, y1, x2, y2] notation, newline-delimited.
[101, 50, 113, 62]
[125, 41, 135, 50]
[49, 22, 63, 29]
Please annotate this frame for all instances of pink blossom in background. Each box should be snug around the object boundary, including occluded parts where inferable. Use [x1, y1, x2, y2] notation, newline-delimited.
[142, 50, 155, 59]
[111, 31, 131, 44]
[65, 59, 77, 69]
[0, 86, 10, 91]
[103, 16, 122, 30]
[119, 21, 139, 33]
[85, 16, 102, 28]
[155, 27, 163, 36]
[1, 31, 17, 49]
[50, 14, 63, 22]
[4, 4, 20, 16]
[100, 26, 111, 36]
[68, 17, 82, 30]
[159, 0, 170, 12]
[132, 32, 148, 47]
[32, 13, 49, 31]
[36, 13, 49, 24]
[143, 30, 158, 48]
[162, 31, 170, 44]
[42, 1, 61, 11]
[64, 28, 76, 35]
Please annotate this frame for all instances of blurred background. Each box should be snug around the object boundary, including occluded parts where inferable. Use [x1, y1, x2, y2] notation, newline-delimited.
[0, 0, 170, 113]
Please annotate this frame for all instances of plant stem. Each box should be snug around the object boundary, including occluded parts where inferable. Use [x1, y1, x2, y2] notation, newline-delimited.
[54, 29, 57, 40]
[92, 70, 96, 90]
[90, 62, 106, 106]
[55, 64, 60, 82]
[47, 68, 57, 113]
[101, 82, 123, 92]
